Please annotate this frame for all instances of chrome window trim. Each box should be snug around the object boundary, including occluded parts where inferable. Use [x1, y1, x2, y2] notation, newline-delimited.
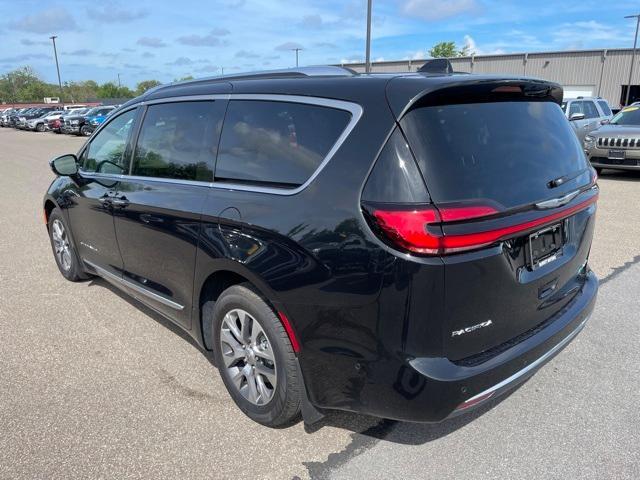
[79, 94, 363, 196]
[84, 259, 184, 311]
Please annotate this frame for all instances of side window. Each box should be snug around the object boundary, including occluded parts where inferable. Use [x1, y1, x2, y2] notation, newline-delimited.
[82, 109, 136, 174]
[568, 101, 583, 117]
[597, 100, 612, 116]
[583, 101, 599, 119]
[216, 100, 352, 187]
[131, 101, 224, 182]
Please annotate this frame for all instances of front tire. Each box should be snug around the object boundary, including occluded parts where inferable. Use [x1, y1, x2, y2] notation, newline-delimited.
[48, 208, 89, 282]
[211, 284, 301, 427]
[36, 123, 45, 132]
[80, 125, 92, 136]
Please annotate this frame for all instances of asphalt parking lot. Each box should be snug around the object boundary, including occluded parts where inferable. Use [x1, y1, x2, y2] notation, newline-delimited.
[0, 127, 638, 480]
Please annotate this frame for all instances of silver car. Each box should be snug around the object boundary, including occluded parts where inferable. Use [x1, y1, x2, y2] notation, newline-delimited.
[562, 96, 613, 143]
[583, 105, 640, 173]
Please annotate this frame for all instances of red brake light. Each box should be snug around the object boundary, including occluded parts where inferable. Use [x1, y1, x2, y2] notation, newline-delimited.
[373, 209, 441, 254]
[370, 194, 597, 256]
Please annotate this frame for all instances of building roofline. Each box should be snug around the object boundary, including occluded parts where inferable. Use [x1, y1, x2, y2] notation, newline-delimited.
[341, 47, 635, 67]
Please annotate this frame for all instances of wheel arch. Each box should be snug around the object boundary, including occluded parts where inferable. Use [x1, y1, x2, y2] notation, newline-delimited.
[197, 264, 283, 351]
[43, 197, 58, 230]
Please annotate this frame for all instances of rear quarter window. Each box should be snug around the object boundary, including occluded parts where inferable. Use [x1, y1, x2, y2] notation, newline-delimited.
[215, 100, 352, 187]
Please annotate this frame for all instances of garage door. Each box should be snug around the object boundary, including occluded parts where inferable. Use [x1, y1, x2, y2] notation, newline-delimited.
[563, 85, 595, 99]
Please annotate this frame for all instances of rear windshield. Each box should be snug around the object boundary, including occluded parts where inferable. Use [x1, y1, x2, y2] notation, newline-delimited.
[401, 101, 589, 209]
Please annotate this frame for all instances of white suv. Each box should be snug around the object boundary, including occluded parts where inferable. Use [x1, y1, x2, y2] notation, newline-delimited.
[562, 96, 613, 142]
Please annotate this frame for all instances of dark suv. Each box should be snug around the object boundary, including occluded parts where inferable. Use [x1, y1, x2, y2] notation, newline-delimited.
[43, 66, 598, 427]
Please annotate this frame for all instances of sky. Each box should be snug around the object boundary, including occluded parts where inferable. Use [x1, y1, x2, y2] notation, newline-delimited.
[1, 0, 639, 87]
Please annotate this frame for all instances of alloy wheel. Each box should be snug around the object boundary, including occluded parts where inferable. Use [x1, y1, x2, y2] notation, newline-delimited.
[51, 219, 72, 271]
[219, 308, 277, 406]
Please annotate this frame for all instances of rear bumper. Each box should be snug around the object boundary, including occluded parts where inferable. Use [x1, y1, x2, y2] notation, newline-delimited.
[312, 269, 597, 423]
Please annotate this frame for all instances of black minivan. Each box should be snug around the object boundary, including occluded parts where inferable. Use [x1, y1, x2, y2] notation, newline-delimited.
[44, 66, 598, 427]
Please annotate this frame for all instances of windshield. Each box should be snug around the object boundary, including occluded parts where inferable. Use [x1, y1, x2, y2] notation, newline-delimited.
[610, 106, 640, 126]
[401, 101, 590, 210]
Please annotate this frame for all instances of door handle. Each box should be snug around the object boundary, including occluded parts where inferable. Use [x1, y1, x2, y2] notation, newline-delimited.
[110, 196, 129, 208]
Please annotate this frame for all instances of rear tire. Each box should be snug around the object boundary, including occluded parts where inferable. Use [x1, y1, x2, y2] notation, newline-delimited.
[211, 284, 301, 427]
[48, 208, 89, 282]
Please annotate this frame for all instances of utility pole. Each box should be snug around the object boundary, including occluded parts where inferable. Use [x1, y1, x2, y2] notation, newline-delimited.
[49, 35, 64, 105]
[365, 0, 372, 73]
[291, 48, 302, 68]
[117, 73, 121, 88]
[624, 14, 640, 106]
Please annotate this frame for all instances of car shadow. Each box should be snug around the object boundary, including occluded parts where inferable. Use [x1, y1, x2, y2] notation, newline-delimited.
[599, 169, 640, 182]
[85, 277, 217, 366]
[305, 382, 523, 445]
[86, 275, 525, 445]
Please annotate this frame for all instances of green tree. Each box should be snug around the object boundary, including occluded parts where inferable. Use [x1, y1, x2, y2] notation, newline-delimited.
[135, 79, 162, 96]
[63, 80, 99, 102]
[96, 82, 134, 99]
[429, 41, 470, 58]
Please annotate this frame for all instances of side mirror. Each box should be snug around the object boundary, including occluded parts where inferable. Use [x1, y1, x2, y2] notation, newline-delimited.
[50, 154, 79, 176]
[569, 112, 585, 121]
[600, 119, 610, 125]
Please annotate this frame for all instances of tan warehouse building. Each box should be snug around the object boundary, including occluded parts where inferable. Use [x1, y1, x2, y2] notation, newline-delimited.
[344, 48, 640, 109]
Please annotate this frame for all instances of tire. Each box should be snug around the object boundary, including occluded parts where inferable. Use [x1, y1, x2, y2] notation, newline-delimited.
[36, 123, 45, 132]
[211, 284, 301, 427]
[80, 125, 92, 136]
[48, 208, 89, 282]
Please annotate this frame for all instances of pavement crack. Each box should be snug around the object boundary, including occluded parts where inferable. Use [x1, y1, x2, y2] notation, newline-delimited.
[304, 419, 396, 480]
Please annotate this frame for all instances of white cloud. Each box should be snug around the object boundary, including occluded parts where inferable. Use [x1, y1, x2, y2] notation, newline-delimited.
[177, 29, 230, 47]
[275, 41, 304, 51]
[87, 5, 148, 23]
[9, 8, 77, 33]
[401, 0, 478, 21]
[137, 37, 167, 48]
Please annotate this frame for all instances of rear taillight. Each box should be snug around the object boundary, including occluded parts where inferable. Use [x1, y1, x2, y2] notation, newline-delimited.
[367, 194, 598, 256]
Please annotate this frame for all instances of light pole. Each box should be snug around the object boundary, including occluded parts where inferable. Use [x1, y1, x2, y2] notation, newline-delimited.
[49, 35, 64, 105]
[291, 48, 302, 68]
[365, 0, 372, 73]
[624, 14, 640, 106]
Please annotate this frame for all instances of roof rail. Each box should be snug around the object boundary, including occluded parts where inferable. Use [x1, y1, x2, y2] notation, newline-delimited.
[173, 65, 355, 86]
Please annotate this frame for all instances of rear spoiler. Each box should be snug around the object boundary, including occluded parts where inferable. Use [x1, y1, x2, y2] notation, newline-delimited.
[386, 76, 564, 120]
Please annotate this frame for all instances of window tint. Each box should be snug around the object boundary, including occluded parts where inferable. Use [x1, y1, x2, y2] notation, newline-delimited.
[82, 109, 136, 174]
[597, 100, 612, 116]
[216, 100, 352, 187]
[132, 101, 225, 182]
[568, 101, 583, 116]
[582, 101, 599, 119]
[401, 101, 590, 210]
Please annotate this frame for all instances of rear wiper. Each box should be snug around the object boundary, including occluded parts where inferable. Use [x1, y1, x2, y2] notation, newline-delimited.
[547, 167, 589, 189]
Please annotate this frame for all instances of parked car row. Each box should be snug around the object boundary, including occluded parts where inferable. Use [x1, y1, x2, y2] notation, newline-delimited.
[0, 105, 117, 136]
